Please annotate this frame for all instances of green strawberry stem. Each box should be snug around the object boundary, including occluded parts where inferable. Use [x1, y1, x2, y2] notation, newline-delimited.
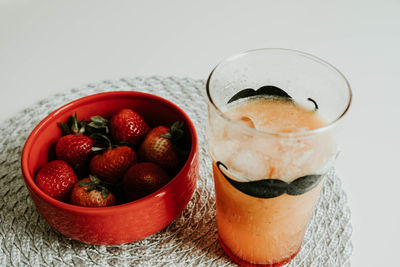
[87, 116, 109, 135]
[160, 121, 190, 157]
[57, 122, 71, 135]
[79, 174, 111, 199]
[58, 114, 110, 137]
[58, 113, 87, 136]
[160, 121, 184, 141]
[90, 133, 113, 151]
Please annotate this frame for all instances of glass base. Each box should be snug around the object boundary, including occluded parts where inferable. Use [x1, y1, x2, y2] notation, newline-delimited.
[219, 236, 300, 267]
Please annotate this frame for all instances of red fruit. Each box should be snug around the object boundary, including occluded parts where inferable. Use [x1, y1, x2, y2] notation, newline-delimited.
[56, 114, 95, 168]
[109, 108, 150, 146]
[35, 160, 78, 201]
[56, 134, 94, 167]
[70, 176, 116, 207]
[123, 162, 170, 201]
[139, 122, 185, 173]
[89, 146, 136, 184]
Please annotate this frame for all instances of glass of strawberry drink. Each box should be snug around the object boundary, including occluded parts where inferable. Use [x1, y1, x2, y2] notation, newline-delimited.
[206, 49, 352, 266]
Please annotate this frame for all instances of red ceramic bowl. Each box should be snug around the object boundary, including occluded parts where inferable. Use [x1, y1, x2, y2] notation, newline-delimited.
[21, 91, 199, 245]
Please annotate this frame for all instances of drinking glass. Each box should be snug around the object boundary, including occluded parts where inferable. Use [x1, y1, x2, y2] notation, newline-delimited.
[206, 48, 352, 266]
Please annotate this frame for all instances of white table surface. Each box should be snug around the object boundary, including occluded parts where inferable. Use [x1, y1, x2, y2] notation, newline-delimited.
[1, 1, 399, 266]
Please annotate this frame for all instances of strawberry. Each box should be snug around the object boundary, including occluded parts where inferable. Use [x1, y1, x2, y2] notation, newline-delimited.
[138, 121, 187, 174]
[56, 114, 94, 168]
[70, 175, 116, 207]
[123, 162, 170, 201]
[89, 145, 136, 184]
[56, 135, 94, 167]
[35, 160, 78, 201]
[109, 108, 150, 146]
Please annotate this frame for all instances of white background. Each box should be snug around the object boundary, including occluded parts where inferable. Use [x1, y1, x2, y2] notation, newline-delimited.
[1, 0, 399, 266]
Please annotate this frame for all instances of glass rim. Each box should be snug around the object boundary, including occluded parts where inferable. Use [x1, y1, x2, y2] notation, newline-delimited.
[206, 48, 353, 137]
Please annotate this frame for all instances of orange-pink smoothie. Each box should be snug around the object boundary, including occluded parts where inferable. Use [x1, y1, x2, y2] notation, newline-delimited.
[210, 97, 330, 266]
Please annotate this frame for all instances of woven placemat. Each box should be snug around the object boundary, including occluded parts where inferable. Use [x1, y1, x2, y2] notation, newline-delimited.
[0, 76, 353, 266]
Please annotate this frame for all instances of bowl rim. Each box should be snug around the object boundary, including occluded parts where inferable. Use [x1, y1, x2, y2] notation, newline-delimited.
[21, 91, 198, 214]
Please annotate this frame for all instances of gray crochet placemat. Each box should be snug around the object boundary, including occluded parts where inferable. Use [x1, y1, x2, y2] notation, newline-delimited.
[0, 76, 353, 266]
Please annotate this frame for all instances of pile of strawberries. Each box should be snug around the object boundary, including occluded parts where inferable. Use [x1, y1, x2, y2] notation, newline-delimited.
[35, 108, 188, 207]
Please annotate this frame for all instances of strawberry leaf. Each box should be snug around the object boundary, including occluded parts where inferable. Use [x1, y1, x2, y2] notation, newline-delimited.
[58, 122, 71, 135]
[90, 116, 108, 124]
[78, 121, 87, 134]
[87, 116, 109, 135]
[70, 114, 80, 134]
[92, 147, 106, 152]
[58, 114, 89, 135]
[87, 185, 95, 191]
[160, 133, 172, 139]
[101, 187, 109, 199]
[78, 181, 92, 187]
[88, 122, 102, 129]
[170, 121, 184, 140]
[161, 121, 185, 142]
[89, 175, 101, 184]
[90, 133, 112, 150]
